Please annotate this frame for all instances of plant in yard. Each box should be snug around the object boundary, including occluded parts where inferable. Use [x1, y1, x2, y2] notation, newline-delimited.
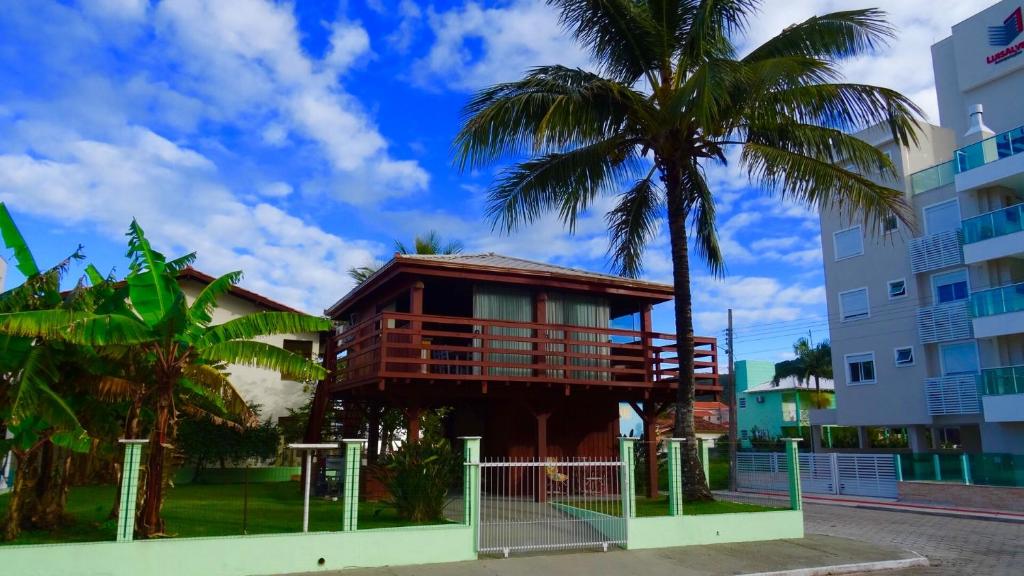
[774, 337, 833, 408]
[177, 414, 281, 483]
[453, 1, 920, 500]
[0, 220, 329, 537]
[377, 438, 460, 523]
[0, 204, 93, 540]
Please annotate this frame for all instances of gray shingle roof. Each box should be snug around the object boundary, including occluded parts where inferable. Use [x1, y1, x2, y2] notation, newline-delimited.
[399, 253, 670, 288]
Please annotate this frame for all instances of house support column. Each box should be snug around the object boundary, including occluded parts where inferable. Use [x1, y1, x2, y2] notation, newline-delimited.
[640, 303, 654, 384]
[908, 426, 930, 453]
[629, 400, 664, 498]
[535, 412, 550, 503]
[410, 281, 426, 374]
[405, 405, 421, 444]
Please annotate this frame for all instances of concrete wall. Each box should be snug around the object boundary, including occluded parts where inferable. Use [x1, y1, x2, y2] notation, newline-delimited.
[1, 524, 476, 576]
[625, 511, 804, 550]
[180, 279, 321, 423]
[899, 481, 1024, 512]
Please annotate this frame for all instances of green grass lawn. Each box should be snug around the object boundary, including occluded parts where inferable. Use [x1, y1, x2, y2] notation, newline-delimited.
[558, 495, 777, 518]
[0, 482, 448, 546]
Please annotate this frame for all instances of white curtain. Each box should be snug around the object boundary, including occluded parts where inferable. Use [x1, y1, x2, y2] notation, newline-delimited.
[473, 286, 533, 377]
[547, 293, 611, 381]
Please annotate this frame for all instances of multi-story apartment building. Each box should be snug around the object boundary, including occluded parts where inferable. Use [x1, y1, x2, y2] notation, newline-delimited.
[813, 0, 1024, 454]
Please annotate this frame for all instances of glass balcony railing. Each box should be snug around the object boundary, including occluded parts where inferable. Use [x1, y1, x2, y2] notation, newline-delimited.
[955, 126, 1024, 172]
[962, 203, 1024, 244]
[910, 124, 1024, 195]
[969, 281, 1024, 317]
[981, 365, 1024, 396]
[910, 160, 955, 194]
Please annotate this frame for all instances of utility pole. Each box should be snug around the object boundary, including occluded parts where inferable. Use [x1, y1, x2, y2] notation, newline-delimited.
[727, 309, 737, 492]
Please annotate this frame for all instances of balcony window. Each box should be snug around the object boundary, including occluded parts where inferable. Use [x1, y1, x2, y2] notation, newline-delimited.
[970, 281, 1024, 317]
[894, 347, 915, 367]
[846, 352, 876, 385]
[939, 342, 979, 376]
[888, 279, 907, 300]
[839, 288, 869, 321]
[834, 226, 863, 260]
[923, 199, 961, 236]
[932, 269, 968, 304]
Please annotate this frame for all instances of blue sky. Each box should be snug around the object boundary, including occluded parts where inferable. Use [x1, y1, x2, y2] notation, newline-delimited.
[0, 0, 995, 370]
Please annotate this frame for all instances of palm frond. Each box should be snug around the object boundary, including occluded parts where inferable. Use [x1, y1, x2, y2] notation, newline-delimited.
[98, 376, 138, 401]
[167, 253, 198, 272]
[677, 0, 753, 66]
[189, 271, 243, 326]
[741, 142, 912, 232]
[487, 135, 642, 233]
[347, 265, 379, 285]
[199, 340, 327, 381]
[0, 310, 151, 345]
[200, 312, 330, 347]
[743, 9, 894, 63]
[454, 66, 649, 170]
[606, 170, 662, 278]
[178, 403, 246, 431]
[683, 162, 726, 277]
[125, 219, 182, 327]
[10, 347, 89, 452]
[181, 365, 255, 425]
[550, 0, 663, 85]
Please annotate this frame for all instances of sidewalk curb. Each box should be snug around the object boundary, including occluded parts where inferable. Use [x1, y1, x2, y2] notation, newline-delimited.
[739, 551, 929, 576]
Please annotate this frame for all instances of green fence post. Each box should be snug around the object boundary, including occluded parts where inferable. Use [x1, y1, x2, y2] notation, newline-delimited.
[783, 438, 802, 511]
[116, 439, 147, 542]
[618, 437, 636, 518]
[459, 436, 481, 546]
[961, 454, 973, 485]
[697, 438, 711, 488]
[894, 454, 903, 482]
[666, 438, 683, 516]
[933, 453, 942, 481]
[342, 439, 366, 532]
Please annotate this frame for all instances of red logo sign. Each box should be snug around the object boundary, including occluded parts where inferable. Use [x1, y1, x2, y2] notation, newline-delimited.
[987, 7, 1024, 64]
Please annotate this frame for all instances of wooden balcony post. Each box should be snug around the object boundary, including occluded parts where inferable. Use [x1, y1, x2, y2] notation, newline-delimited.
[410, 281, 425, 374]
[535, 412, 550, 503]
[640, 303, 654, 385]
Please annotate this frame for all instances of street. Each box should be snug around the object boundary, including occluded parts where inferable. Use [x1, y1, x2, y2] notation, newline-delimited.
[804, 502, 1024, 575]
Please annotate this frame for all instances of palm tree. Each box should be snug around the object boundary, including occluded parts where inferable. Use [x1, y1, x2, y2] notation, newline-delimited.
[0, 221, 329, 536]
[348, 231, 464, 284]
[774, 337, 833, 406]
[453, 1, 919, 500]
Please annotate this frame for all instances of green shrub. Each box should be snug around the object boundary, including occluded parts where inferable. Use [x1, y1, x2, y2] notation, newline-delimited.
[377, 438, 460, 523]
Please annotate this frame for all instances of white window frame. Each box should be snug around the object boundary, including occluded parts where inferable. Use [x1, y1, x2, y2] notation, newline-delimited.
[938, 341, 980, 376]
[887, 278, 907, 300]
[894, 346, 915, 367]
[839, 287, 870, 322]
[930, 268, 970, 305]
[833, 226, 864, 261]
[845, 351, 877, 386]
[922, 198, 962, 236]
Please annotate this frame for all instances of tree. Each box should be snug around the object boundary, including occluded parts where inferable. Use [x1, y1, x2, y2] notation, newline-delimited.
[347, 231, 464, 284]
[453, 1, 919, 500]
[773, 337, 833, 407]
[0, 220, 329, 536]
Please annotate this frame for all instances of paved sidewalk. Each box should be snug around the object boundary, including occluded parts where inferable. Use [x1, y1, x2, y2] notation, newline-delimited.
[302, 534, 924, 576]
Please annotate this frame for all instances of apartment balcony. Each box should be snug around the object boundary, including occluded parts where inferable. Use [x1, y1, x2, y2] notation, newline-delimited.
[962, 203, 1024, 264]
[332, 311, 720, 393]
[925, 375, 981, 416]
[917, 301, 973, 344]
[969, 282, 1024, 338]
[910, 125, 1024, 195]
[980, 365, 1024, 423]
[908, 229, 964, 274]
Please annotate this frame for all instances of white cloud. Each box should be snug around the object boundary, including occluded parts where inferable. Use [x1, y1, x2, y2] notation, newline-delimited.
[690, 275, 826, 333]
[413, 0, 590, 91]
[387, 0, 423, 54]
[259, 181, 294, 198]
[323, 20, 373, 75]
[0, 125, 373, 313]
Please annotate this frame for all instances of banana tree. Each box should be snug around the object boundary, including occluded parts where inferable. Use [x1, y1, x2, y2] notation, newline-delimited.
[0, 220, 329, 536]
[0, 204, 91, 540]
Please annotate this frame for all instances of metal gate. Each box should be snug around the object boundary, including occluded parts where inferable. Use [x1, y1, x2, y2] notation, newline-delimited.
[736, 452, 898, 499]
[477, 458, 626, 556]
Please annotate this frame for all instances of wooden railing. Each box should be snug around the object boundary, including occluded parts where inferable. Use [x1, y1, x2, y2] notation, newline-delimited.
[331, 312, 718, 391]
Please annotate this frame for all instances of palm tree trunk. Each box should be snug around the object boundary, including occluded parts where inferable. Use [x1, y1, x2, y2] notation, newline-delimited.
[664, 161, 712, 502]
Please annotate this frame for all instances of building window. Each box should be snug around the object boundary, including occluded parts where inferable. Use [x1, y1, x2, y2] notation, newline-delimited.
[283, 339, 314, 359]
[846, 352, 876, 385]
[894, 347, 915, 367]
[923, 199, 961, 235]
[931, 269, 969, 304]
[839, 288, 870, 321]
[739, 398, 747, 409]
[887, 279, 907, 300]
[834, 227, 864, 260]
[939, 341, 979, 376]
[882, 214, 899, 233]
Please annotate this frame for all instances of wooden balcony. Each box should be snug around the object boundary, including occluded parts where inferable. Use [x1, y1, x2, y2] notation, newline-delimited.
[330, 312, 718, 395]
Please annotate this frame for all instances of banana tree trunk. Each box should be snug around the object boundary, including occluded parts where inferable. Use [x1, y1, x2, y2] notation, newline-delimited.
[138, 384, 172, 537]
[665, 160, 713, 502]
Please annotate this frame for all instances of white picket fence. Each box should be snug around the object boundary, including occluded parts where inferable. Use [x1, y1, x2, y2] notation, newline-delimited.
[737, 452, 898, 499]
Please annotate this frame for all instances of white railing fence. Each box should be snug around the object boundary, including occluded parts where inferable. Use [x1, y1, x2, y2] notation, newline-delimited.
[737, 452, 898, 499]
